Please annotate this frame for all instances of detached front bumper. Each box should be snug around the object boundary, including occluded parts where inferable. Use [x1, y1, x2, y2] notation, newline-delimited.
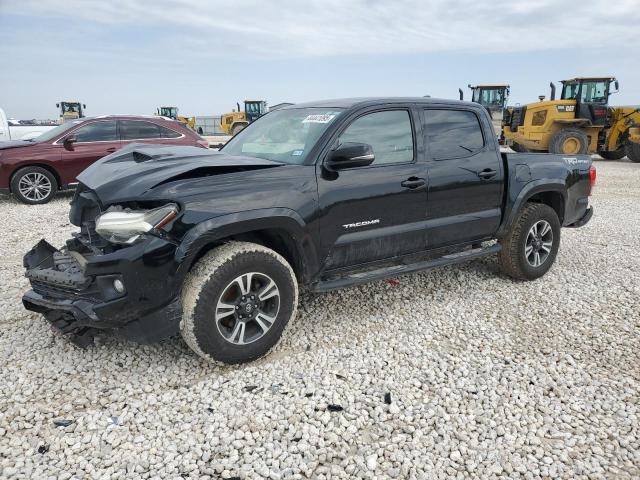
[22, 237, 183, 347]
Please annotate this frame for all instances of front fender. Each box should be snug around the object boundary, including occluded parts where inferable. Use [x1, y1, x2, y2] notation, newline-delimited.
[175, 207, 319, 283]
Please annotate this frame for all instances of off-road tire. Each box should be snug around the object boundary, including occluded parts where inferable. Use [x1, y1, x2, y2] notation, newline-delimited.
[10, 166, 58, 205]
[549, 128, 589, 155]
[231, 123, 247, 136]
[511, 142, 529, 153]
[498, 203, 561, 281]
[180, 242, 298, 364]
[598, 148, 626, 160]
[627, 142, 640, 163]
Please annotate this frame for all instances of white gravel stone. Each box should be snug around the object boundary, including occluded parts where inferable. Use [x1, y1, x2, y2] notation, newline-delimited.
[0, 159, 639, 479]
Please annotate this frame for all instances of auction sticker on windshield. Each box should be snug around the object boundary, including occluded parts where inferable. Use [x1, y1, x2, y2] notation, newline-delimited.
[302, 114, 336, 124]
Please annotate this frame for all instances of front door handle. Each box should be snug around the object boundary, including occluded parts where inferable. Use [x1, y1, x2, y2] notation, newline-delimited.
[478, 168, 497, 179]
[106, 147, 117, 153]
[401, 177, 426, 189]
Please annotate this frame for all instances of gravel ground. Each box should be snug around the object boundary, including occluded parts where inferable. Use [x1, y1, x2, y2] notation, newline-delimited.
[0, 159, 638, 479]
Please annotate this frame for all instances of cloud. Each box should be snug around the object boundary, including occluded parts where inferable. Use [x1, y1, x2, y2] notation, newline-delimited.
[5, 0, 639, 58]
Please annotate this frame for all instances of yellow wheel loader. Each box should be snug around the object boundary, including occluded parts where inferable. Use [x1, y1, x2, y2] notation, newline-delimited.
[57, 101, 86, 123]
[503, 77, 640, 160]
[220, 100, 267, 136]
[459, 84, 510, 139]
[156, 106, 196, 130]
[603, 108, 640, 162]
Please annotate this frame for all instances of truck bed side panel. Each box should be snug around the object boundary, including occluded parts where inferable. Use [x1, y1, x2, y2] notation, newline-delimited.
[498, 153, 592, 235]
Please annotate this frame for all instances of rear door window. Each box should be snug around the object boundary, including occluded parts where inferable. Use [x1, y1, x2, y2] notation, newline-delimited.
[423, 109, 484, 160]
[72, 121, 118, 142]
[158, 125, 182, 138]
[338, 110, 414, 165]
[119, 121, 162, 140]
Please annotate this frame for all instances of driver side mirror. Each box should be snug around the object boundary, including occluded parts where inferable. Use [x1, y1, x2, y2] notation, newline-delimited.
[63, 135, 77, 151]
[326, 142, 374, 170]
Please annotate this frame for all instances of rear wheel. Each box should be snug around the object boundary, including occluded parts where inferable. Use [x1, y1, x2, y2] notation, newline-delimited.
[231, 123, 247, 136]
[498, 203, 561, 280]
[180, 242, 298, 364]
[10, 166, 58, 205]
[627, 142, 640, 163]
[549, 128, 589, 155]
[598, 148, 626, 160]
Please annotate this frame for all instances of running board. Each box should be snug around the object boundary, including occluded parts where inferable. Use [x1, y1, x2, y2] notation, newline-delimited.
[313, 244, 501, 292]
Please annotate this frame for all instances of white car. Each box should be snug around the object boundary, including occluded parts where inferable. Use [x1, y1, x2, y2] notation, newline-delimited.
[0, 109, 55, 142]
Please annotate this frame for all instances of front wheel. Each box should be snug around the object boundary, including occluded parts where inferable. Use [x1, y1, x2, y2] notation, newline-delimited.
[180, 242, 298, 364]
[627, 142, 640, 163]
[10, 166, 58, 204]
[498, 203, 561, 280]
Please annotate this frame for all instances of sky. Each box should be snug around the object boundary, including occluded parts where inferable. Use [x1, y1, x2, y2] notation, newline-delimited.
[1, 0, 639, 120]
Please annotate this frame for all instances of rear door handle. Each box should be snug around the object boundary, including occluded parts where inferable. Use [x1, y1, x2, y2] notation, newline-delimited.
[478, 168, 497, 179]
[401, 177, 426, 189]
[106, 147, 117, 153]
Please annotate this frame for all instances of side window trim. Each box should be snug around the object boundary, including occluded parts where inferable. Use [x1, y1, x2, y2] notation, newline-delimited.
[422, 107, 487, 162]
[55, 120, 119, 145]
[119, 119, 185, 141]
[326, 107, 417, 169]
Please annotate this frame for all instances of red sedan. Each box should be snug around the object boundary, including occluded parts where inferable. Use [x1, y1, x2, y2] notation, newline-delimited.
[0, 115, 209, 204]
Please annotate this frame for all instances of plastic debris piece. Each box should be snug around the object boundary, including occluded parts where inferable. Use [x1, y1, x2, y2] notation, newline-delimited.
[53, 419, 73, 427]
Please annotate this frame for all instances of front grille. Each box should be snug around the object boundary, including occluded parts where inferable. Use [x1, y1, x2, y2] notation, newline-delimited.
[26, 250, 90, 287]
[31, 280, 101, 303]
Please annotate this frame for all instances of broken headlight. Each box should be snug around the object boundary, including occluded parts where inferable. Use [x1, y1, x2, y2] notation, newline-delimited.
[95, 204, 178, 244]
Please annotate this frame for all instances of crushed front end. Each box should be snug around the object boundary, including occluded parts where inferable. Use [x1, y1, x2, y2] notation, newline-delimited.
[22, 185, 184, 347]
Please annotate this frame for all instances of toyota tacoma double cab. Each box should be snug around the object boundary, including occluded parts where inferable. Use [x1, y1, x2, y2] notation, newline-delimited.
[22, 98, 595, 364]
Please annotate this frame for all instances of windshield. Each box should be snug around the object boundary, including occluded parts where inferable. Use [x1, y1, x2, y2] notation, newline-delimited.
[473, 88, 506, 107]
[63, 103, 81, 113]
[222, 107, 343, 164]
[562, 80, 609, 104]
[32, 120, 81, 142]
[579, 80, 609, 104]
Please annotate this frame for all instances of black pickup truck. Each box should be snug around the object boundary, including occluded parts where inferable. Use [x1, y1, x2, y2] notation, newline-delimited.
[23, 98, 595, 364]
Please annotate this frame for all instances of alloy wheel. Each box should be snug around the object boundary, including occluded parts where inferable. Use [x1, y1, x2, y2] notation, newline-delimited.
[215, 272, 280, 345]
[18, 172, 52, 201]
[524, 220, 553, 267]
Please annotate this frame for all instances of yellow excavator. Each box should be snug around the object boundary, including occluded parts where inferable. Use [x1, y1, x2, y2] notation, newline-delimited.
[220, 100, 268, 136]
[503, 77, 640, 161]
[57, 101, 86, 123]
[156, 106, 196, 130]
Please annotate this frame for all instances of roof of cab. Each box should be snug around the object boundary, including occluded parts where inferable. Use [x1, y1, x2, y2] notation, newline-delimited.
[561, 77, 616, 83]
[281, 97, 479, 110]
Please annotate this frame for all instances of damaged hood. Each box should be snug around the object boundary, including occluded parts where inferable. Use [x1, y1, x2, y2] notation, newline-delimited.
[77, 143, 282, 203]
